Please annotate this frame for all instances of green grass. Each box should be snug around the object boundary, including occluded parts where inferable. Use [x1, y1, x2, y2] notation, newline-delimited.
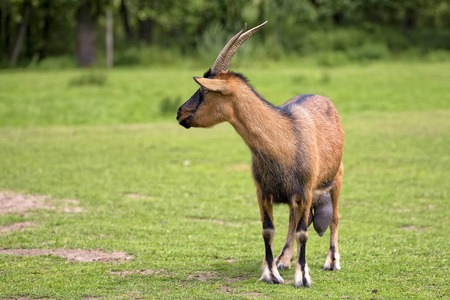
[1, 61, 449, 127]
[0, 61, 449, 299]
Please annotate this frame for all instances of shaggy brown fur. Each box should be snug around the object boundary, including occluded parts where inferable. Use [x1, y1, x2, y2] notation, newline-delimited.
[177, 70, 344, 288]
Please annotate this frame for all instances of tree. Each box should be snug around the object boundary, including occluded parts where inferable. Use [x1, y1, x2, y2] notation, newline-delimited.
[76, 1, 99, 67]
[10, 0, 31, 66]
[120, 0, 133, 40]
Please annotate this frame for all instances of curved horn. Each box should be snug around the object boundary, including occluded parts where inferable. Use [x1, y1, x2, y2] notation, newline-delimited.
[210, 23, 247, 75]
[222, 21, 268, 71]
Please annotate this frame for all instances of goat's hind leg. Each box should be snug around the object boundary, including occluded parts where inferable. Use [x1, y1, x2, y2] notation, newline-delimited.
[294, 193, 312, 288]
[256, 186, 284, 284]
[323, 163, 343, 271]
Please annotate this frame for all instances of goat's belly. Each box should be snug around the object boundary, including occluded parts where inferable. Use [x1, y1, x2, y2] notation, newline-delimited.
[255, 176, 303, 205]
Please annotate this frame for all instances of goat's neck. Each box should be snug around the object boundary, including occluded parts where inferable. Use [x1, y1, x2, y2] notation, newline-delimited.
[228, 88, 296, 163]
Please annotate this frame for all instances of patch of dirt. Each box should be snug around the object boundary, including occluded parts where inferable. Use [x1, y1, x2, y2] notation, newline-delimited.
[188, 271, 219, 281]
[400, 225, 428, 231]
[0, 191, 83, 214]
[61, 199, 84, 213]
[124, 193, 154, 200]
[224, 276, 247, 283]
[3, 298, 48, 300]
[0, 222, 37, 235]
[427, 205, 436, 210]
[0, 248, 132, 263]
[110, 269, 169, 277]
[216, 286, 232, 295]
[0, 191, 52, 214]
[392, 208, 410, 213]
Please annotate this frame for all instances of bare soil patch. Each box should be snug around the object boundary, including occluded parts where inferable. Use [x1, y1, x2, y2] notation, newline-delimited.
[61, 199, 84, 213]
[400, 225, 428, 231]
[188, 270, 219, 281]
[216, 286, 232, 295]
[0, 222, 37, 235]
[0, 191, 84, 214]
[124, 193, 155, 200]
[224, 276, 247, 283]
[0, 248, 132, 263]
[0, 191, 51, 214]
[3, 298, 47, 300]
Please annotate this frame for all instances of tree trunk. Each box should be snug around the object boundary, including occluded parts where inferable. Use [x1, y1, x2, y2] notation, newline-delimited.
[273, 0, 283, 48]
[76, 1, 97, 67]
[0, 8, 3, 54]
[138, 18, 154, 44]
[10, 0, 31, 66]
[404, 8, 417, 30]
[106, 10, 113, 69]
[4, 9, 11, 58]
[309, 0, 321, 8]
[25, 8, 33, 58]
[332, 11, 344, 26]
[39, 0, 51, 60]
[120, 0, 132, 40]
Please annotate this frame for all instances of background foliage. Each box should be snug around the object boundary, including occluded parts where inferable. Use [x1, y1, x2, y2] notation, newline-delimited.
[0, 0, 450, 68]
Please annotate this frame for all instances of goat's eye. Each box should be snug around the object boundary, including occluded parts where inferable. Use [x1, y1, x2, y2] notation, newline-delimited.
[203, 88, 210, 95]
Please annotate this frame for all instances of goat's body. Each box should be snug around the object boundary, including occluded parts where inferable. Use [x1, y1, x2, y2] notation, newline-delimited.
[251, 94, 344, 206]
[223, 78, 344, 286]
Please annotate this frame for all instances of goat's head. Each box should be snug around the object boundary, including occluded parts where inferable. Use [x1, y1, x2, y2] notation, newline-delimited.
[176, 21, 267, 129]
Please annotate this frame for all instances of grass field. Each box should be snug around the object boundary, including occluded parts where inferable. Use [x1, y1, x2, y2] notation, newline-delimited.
[0, 61, 449, 299]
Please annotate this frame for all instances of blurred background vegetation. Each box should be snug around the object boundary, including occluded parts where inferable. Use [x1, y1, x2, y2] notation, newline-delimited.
[0, 0, 449, 69]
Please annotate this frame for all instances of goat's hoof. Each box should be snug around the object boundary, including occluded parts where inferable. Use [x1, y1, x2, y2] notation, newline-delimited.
[322, 260, 341, 271]
[294, 273, 311, 288]
[294, 278, 311, 288]
[259, 270, 284, 284]
[276, 261, 290, 270]
[294, 264, 311, 288]
[275, 256, 291, 270]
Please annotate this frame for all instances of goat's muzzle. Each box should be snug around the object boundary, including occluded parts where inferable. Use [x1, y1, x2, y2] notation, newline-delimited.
[176, 107, 192, 129]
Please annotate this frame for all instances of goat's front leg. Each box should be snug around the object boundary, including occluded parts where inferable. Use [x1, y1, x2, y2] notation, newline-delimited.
[294, 193, 312, 288]
[257, 187, 284, 284]
[276, 203, 313, 270]
[275, 204, 296, 270]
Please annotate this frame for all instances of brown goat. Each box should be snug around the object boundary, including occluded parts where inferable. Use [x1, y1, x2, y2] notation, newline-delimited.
[176, 22, 344, 288]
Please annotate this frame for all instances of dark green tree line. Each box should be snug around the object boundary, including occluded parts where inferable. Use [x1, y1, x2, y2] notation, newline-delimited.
[0, 0, 449, 68]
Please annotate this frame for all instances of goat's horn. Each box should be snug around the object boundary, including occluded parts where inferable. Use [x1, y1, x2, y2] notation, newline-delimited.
[222, 21, 268, 71]
[210, 23, 248, 75]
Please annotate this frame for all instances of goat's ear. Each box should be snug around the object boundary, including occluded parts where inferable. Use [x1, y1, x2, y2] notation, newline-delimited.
[193, 77, 231, 95]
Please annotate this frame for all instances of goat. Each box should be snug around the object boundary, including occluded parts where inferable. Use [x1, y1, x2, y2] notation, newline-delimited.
[176, 21, 344, 288]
